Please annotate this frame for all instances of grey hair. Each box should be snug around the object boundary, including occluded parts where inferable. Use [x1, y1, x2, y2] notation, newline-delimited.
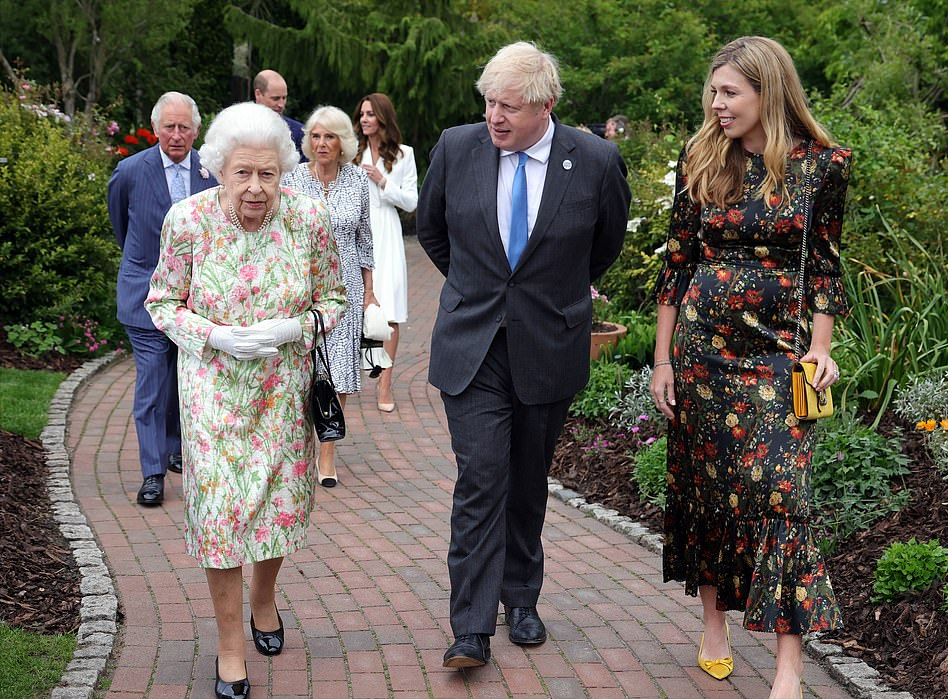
[150, 92, 202, 131]
[476, 42, 563, 105]
[302, 106, 358, 164]
[198, 102, 299, 176]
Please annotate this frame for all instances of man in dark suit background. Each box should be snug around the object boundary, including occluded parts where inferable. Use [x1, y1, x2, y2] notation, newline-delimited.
[108, 91, 217, 506]
[417, 42, 632, 668]
[253, 69, 306, 162]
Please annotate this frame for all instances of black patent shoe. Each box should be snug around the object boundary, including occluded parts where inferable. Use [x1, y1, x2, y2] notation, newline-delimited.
[504, 606, 547, 645]
[136, 475, 164, 506]
[167, 453, 183, 474]
[442, 633, 490, 668]
[250, 608, 284, 656]
[215, 658, 249, 699]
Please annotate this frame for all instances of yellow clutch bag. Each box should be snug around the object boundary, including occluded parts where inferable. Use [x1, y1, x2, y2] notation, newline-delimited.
[792, 362, 834, 420]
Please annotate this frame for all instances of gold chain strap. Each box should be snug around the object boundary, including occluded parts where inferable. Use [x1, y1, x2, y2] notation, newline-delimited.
[792, 142, 816, 360]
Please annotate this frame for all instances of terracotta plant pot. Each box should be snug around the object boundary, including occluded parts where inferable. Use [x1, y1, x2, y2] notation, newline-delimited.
[590, 322, 627, 361]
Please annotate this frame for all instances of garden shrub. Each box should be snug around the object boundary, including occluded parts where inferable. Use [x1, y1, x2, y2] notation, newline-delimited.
[811, 411, 910, 553]
[872, 538, 948, 603]
[570, 358, 625, 420]
[632, 435, 667, 510]
[605, 311, 657, 370]
[892, 370, 948, 476]
[611, 366, 663, 426]
[0, 85, 120, 335]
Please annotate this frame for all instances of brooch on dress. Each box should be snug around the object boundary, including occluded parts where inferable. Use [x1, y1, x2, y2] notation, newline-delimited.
[199, 167, 210, 179]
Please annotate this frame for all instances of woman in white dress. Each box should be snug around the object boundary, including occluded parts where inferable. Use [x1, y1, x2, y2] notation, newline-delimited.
[352, 93, 418, 411]
[283, 106, 375, 487]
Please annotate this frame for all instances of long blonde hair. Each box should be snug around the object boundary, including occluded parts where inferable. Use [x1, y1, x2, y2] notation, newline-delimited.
[686, 36, 833, 208]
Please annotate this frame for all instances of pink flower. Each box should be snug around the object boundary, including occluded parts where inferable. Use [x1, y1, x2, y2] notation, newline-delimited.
[255, 525, 271, 543]
[239, 264, 258, 282]
[293, 460, 308, 477]
[229, 283, 250, 303]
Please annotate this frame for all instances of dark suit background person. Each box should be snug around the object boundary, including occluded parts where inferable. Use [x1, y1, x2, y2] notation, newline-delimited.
[108, 91, 218, 506]
[253, 69, 306, 161]
[417, 41, 632, 668]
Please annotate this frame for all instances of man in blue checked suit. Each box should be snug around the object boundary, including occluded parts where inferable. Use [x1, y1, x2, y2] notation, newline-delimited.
[417, 42, 631, 668]
[108, 91, 217, 506]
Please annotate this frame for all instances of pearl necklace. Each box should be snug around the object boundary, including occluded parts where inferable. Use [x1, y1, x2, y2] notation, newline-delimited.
[228, 201, 274, 232]
[312, 164, 339, 198]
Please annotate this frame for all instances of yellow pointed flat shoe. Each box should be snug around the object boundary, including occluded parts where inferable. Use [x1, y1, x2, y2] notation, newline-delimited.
[697, 621, 733, 680]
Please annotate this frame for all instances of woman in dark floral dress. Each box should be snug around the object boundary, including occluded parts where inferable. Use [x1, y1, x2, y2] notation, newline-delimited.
[650, 36, 851, 699]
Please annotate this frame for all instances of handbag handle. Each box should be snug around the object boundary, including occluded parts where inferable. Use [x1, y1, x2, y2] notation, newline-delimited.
[311, 309, 336, 387]
[792, 142, 817, 360]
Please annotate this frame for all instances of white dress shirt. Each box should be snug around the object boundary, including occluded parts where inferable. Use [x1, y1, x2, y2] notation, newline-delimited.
[496, 118, 555, 258]
[160, 149, 191, 200]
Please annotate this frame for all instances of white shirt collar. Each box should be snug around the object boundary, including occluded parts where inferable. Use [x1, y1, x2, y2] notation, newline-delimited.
[499, 117, 555, 163]
[159, 148, 191, 170]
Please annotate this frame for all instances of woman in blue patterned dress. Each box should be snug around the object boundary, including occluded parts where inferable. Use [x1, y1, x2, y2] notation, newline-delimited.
[650, 36, 851, 699]
[283, 106, 375, 487]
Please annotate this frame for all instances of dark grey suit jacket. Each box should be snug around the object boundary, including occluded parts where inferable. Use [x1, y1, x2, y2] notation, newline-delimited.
[108, 145, 217, 329]
[417, 118, 631, 404]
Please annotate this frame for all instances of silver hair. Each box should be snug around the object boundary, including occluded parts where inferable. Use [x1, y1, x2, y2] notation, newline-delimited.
[150, 92, 202, 131]
[302, 106, 358, 164]
[198, 102, 299, 176]
[476, 42, 563, 105]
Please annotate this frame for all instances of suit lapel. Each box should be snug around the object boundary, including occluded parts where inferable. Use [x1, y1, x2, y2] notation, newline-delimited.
[472, 133, 505, 263]
[145, 146, 172, 209]
[525, 121, 574, 262]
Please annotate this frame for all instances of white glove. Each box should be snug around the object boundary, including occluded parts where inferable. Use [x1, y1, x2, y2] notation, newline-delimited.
[208, 326, 278, 361]
[244, 317, 302, 347]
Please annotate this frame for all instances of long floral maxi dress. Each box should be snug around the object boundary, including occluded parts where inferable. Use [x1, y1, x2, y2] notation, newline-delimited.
[283, 163, 373, 394]
[652, 141, 852, 634]
[146, 187, 347, 569]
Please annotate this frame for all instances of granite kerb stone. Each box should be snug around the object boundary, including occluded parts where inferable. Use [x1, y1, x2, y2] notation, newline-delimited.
[41, 352, 123, 698]
[546, 476, 916, 699]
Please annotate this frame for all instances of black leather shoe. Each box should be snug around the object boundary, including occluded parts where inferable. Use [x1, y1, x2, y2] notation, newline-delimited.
[136, 475, 164, 506]
[505, 606, 547, 645]
[442, 633, 490, 668]
[167, 454, 183, 474]
[250, 608, 284, 656]
[215, 658, 249, 699]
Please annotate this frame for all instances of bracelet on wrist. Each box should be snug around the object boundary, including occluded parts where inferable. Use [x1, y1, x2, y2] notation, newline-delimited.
[653, 360, 672, 368]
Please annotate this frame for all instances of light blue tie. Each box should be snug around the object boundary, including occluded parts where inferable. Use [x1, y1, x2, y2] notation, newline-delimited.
[170, 163, 186, 203]
[508, 151, 528, 269]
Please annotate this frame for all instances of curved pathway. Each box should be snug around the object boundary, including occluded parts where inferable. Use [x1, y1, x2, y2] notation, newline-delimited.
[66, 237, 856, 699]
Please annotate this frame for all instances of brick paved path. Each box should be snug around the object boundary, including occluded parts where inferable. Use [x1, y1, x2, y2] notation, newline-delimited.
[67, 237, 853, 699]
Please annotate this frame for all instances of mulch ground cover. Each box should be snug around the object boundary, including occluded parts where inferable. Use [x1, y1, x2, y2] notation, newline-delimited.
[2, 337, 946, 697]
[549, 414, 948, 699]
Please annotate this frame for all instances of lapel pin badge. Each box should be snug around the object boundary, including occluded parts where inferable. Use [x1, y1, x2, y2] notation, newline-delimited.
[562, 159, 573, 171]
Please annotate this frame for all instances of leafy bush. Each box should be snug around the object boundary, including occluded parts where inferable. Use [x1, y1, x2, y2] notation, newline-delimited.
[833, 222, 948, 424]
[4, 313, 117, 358]
[571, 358, 625, 420]
[632, 435, 667, 510]
[893, 370, 948, 476]
[0, 84, 121, 335]
[605, 311, 657, 370]
[811, 412, 910, 553]
[872, 538, 948, 603]
[611, 366, 663, 426]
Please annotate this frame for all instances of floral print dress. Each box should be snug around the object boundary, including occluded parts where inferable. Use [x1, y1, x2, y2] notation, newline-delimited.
[652, 141, 852, 634]
[146, 187, 347, 569]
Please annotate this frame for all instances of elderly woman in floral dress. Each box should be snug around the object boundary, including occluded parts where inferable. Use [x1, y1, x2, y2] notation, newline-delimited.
[146, 102, 346, 699]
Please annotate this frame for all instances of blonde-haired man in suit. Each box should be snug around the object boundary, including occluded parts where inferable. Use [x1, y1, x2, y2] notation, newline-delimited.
[418, 42, 632, 668]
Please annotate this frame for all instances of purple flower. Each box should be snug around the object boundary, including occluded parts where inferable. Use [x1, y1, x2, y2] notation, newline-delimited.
[107, 120, 120, 136]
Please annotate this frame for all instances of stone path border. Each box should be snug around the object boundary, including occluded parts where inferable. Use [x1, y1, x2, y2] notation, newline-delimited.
[43, 353, 123, 699]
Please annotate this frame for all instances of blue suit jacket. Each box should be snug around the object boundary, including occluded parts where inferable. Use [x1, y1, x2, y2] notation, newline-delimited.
[283, 115, 307, 162]
[108, 145, 217, 329]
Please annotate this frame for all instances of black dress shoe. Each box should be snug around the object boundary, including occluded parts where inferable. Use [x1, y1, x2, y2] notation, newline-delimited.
[443, 633, 491, 668]
[505, 606, 547, 645]
[136, 475, 164, 506]
[167, 454, 183, 474]
[215, 658, 249, 699]
[250, 608, 284, 656]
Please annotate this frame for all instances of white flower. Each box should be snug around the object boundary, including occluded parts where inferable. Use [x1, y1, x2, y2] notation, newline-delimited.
[627, 217, 644, 232]
[199, 167, 209, 179]
[87, 173, 96, 181]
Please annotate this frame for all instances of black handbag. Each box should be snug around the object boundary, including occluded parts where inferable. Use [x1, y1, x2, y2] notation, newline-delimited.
[309, 310, 346, 442]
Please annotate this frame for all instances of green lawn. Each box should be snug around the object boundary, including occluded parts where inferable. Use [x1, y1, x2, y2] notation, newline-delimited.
[0, 366, 65, 439]
[0, 367, 74, 698]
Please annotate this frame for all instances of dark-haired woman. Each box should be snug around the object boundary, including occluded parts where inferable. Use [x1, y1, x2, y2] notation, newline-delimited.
[353, 93, 418, 412]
